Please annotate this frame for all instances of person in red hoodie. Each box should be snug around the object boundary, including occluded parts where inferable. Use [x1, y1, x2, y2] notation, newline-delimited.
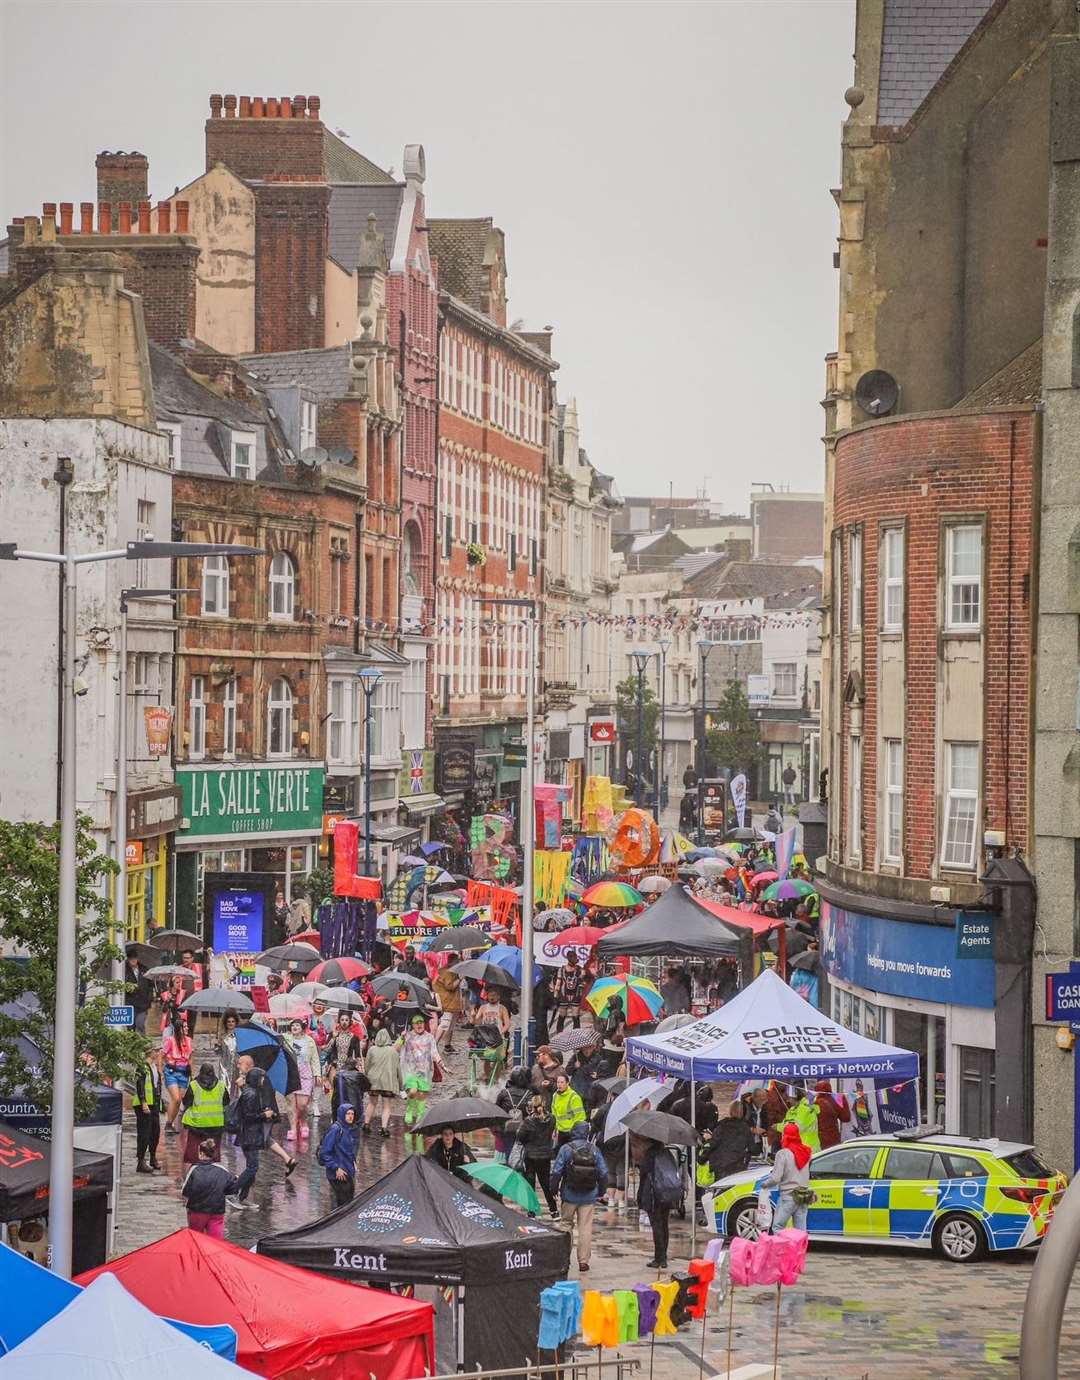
[761, 1123, 813, 1230]
[813, 1080, 851, 1150]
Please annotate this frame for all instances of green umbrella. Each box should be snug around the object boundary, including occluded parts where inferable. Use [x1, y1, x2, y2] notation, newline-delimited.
[465, 1161, 540, 1215]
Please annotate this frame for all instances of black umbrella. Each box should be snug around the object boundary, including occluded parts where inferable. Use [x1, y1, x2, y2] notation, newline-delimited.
[549, 1025, 601, 1052]
[622, 1109, 700, 1147]
[414, 1096, 510, 1135]
[597, 1076, 628, 1096]
[426, 927, 492, 955]
[450, 959, 520, 990]
[149, 928, 204, 950]
[727, 827, 762, 843]
[123, 942, 159, 966]
[789, 949, 820, 972]
[256, 942, 321, 974]
[371, 971, 431, 1003]
[180, 988, 254, 1015]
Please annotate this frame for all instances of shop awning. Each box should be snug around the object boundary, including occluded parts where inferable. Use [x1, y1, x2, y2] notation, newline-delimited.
[399, 794, 445, 818]
[361, 824, 420, 845]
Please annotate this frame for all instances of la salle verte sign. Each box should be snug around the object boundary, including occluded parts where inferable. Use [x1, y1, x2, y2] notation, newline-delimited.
[177, 763, 325, 840]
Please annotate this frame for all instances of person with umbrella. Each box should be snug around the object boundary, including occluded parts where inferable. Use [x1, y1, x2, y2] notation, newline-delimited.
[286, 1018, 322, 1147]
[363, 1027, 400, 1137]
[216, 1012, 241, 1095]
[531, 1046, 563, 1101]
[401, 945, 428, 982]
[125, 947, 155, 1034]
[399, 1012, 443, 1153]
[495, 1068, 533, 1161]
[316, 1104, 360, 1207]
[228, 1055, 297, 1206]
[551, 1071, 586, 1149]
[515, 1094, 558, 1217]
[637, 1135, 684, 1271]
[325, 1010, 366, 1103]
[180, 1062, 228, 1165]
[551, 1121, 607, 1273]
[553, 952, 585, 1033]
[425, 1124, 476, 1182]
[432, 965, 464, 1053]
[590, 1084, 628, 1212]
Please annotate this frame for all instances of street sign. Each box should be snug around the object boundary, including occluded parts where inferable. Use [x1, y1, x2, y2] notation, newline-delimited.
[104, 1005, 135, 1028]
[1046, 971, 1080, 1024]
[503, 745, 527, 767]
[589, 720, 616, 744]
[955, 911, 993, 960]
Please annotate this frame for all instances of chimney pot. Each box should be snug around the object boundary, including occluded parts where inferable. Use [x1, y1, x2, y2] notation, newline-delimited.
[138, 200, 151, 233]
[157, 201, 171, 233]
[175, 201, 190, 234]
[118, 202, 133, 234]
[23, 216, 40, 245]
[308, 95, 321, 120]
[42, 202, 57, 225]
[239, 96, 252, 118]
[279, 94, 292, 118]
[98, 202, 112, 234]
[252, 96, 265, 118]
[59, 203, 74, 235]
[266, 96, 279, 118]
[224, 93, 237, 117]
[79, 203, 94, 234]
[41, 216, 57, 244]
[293, 95, 307, 117]
[209, 93, 223, 117]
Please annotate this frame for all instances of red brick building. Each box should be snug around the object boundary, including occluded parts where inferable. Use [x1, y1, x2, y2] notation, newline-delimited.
[821, 399, 1036, 1138]
[430, 218, 557, 819]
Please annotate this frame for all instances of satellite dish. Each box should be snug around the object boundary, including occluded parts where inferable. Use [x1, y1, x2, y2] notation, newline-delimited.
[298, 446, 329, 470]
[854, 370, 899, 418]
[327, 446, 355, 466]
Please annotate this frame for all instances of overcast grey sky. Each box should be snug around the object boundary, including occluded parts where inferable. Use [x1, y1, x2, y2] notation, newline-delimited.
[1, 0, 854, 512]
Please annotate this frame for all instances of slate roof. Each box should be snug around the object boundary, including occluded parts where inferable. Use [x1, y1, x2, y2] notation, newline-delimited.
[684, 559, 821, 606]
[328, 183, 403, 271]
[323, 130, 394, 185]
[877, 0, 997, 126]
[427, 218, 494, 310]
[954, 338, 1042, 409]
[673, 551, 726, 582]
[149, 341, 269, 430]
[239, 347, 351, 402]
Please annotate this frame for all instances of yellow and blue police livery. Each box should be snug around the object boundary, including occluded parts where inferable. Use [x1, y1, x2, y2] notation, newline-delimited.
[702, 1129, 1066, 1263]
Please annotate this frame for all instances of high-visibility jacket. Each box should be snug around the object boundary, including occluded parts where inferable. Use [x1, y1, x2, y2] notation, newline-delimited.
[181, 1078, 226, 1130]
[132, 1064, 159, 1110]
[778, 1099, 821, 1152]
[552, 1087, 585, 1134]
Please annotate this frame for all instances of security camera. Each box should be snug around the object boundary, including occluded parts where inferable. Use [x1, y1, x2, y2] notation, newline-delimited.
[73, 675, 90, 697]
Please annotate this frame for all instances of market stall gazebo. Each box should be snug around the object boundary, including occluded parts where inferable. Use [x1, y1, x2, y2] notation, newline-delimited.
[257, 1154, 570, 1372]
[596, 883, 754, 984]
[0, 1119, 113, 1274]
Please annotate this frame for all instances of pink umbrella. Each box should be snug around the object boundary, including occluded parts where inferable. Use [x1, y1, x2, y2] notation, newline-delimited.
[749, 870, 778, 890]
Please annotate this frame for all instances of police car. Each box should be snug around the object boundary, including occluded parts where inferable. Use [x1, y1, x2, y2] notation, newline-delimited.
[702, 1128, 1066, 1263]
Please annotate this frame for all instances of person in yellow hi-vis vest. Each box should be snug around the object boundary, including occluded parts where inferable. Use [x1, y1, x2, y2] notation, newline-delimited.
[181, 1063, 228, 1165]
[777, 1087, 822, 1153]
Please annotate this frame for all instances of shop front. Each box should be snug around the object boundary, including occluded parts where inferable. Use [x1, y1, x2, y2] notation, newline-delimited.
[820, 900, 997, 1138]
[123, 785, 183, 943]
[173, 762, 325, 932]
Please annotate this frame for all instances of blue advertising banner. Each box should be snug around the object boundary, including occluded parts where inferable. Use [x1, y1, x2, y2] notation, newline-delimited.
[1045, 971, 1080, 1024]
[212, 888, 265, 954]
[821, 902, 995, 1009]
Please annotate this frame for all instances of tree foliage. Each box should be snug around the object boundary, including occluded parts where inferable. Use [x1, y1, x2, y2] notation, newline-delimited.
[707, 679, 764, 778]
[615, 673, 660, 761]
[0, 816, 145, 1121]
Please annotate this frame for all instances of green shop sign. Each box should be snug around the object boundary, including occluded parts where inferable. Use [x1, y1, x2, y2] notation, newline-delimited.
[177, 764, 325, 841]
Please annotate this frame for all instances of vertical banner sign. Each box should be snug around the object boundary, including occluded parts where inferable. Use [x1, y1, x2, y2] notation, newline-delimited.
[143, 706, 172, 757]
[730, 773, 748, 829]
[775, 825, 797, 880]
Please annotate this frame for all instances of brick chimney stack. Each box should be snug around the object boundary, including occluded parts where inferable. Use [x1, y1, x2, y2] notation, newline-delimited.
[96, 151, 150, 219]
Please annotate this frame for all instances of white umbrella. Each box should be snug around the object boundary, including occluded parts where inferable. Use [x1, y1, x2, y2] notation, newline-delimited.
[287, 980, 331, 1002]
[604, 1075, 669, 1139]
[638, 875, 672, 895]
[320, 986, 367, 1010]
[269, 992, 312, 1021]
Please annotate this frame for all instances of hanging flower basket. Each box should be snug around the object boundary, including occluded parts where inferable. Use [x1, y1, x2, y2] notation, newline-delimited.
[466, 542, 487, 568]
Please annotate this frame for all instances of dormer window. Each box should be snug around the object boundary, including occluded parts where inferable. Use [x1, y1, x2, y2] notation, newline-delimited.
[231, 430, 256, 480]
[300, 400, 317, 452]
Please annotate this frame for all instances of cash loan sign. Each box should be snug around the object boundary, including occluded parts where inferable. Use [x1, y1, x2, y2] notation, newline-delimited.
[177, 764, 325, 841]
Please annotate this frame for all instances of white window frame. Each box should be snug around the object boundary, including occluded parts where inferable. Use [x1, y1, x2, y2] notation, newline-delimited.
[883, 738, 903, 864]
[327, 676, 356, 766]
[945, 524, 982, 631]
[882, 527, 904, 632]
[299, 400, 317, 453]
[231, 430, 256, 480]
[189, 675, 206, 761]
[848, 735, 862, 864]
[369, 676, 401, 762]
[941, 741, 980, 870]
[222, 679, 237, 758]
[772, 662, 798, 699]
[267, 678, 293, 759]
[849, 528, 863, 633]
[201, 554, 229, 617]
[269, 551, 296, 620]
[159, 422, 182, 469]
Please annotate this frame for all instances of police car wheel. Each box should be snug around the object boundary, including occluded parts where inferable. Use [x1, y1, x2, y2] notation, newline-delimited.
[933, 1212, 988, 1263]
[726, 1198, 761, 1240]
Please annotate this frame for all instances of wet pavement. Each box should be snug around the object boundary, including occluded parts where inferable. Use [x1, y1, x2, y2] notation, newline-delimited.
[114, 1046, 1080, 1379]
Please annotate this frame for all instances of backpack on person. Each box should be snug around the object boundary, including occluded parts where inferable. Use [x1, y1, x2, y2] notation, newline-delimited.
[564, 1144, 599, 1193]
[316, 1124, 340, 1169]
[650, 1148, 683, 1207]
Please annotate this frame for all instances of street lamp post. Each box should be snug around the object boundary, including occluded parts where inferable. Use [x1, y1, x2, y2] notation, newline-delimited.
[656, 636, 671, 819]
[0, 538, 261, 1278]
[696, 638, 717, 844]
[357, 666, 382, 879]
[629, 650, 652, 808]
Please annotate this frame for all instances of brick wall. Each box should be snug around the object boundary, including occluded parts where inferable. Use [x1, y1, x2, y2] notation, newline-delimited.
[112, 241, 199, 350]
[205, 96, 326, 180]
[96, 152, 149, 217]
[831, 408, 1035, 879]
[251, 182, 329, 353]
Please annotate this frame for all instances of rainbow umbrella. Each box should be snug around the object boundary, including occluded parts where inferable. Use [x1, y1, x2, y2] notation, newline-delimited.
[586, 975, 664, 1024]
[581, 881, 643, 908]
[762, 878, 817, 902]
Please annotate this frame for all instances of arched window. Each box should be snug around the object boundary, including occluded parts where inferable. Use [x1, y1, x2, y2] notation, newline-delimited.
[267, 678, 293, 757]
[201, 554, 229, 616]
[269, 551, 295, 619]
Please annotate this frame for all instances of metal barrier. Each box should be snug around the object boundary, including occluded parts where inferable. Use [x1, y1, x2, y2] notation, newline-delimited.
[423, 1359, 642, 1380]
[1019, 1173, 1080, 1377]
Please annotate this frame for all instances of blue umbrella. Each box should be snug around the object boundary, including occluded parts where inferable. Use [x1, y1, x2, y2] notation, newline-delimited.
[420, 841, 449, 856]
[235, 1022, 300, 1096]
[483, 944, 544, 985]
[685, 847, 718, 861]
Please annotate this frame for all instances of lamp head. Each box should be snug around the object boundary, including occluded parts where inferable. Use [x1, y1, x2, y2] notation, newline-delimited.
[629, 650, 651, 672]
[656, 637, 672, 652]
[357, 667, 382, 688]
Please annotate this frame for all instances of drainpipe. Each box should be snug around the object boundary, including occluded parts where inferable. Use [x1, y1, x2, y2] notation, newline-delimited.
[54, 456, 74, 819]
